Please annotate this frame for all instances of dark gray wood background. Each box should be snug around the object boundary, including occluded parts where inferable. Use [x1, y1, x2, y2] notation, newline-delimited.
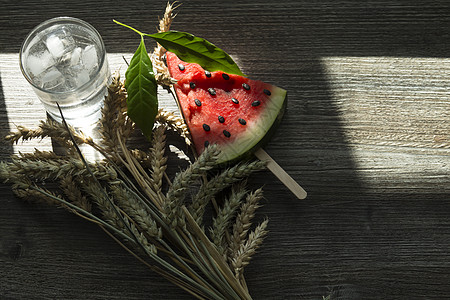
[1, 1, 449, 299]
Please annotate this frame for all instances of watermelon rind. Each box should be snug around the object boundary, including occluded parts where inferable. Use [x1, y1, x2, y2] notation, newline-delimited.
[215, 88, 287, 165]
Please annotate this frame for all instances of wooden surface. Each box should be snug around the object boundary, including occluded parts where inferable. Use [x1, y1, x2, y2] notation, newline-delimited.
[1, 1, 450, 299]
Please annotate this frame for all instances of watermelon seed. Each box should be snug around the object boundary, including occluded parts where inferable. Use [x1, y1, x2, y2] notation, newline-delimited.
[205, 70, 211, 77]
[242, 83, 250, 90]
[178, 64, 185, 71]
[190, 82, 196, 89]
[223, 130, 231, 138]
[194, 99, 202, 107]
[218, 116, 225, 123]
[204, 141, 210, 147]
[231, 97, 239, 104]
[263, 89, 271, 95]
[202, 124, 210, 131]
[238, 118, 247, 125]
[208, 88, 216, 96]
[252, 100, 261, 107]
[222, 73, 230, 80]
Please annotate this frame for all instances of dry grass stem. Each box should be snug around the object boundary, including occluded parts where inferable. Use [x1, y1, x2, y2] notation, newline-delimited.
[115, 130, 162, 208]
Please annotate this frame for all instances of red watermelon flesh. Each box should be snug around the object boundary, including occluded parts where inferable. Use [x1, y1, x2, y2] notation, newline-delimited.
[166, 52, 287, 164]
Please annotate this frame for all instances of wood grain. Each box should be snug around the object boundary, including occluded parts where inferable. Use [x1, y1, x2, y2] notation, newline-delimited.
[1, 1, 449, 299]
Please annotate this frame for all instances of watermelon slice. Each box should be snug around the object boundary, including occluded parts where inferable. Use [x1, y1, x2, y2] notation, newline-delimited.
[166, 52, 287, 164]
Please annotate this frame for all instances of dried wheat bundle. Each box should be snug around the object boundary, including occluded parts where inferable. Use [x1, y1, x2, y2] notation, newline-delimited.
[1, 73, 269, 300]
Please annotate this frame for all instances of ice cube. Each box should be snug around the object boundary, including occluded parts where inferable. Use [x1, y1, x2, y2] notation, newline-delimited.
[45, 28, 75, 59]
[70, 47, 82, 66]
[64, 65, 91, 90]
[46, 34, 65, 58]
[26, 50, 55, 77]
[76, 68, 90, 87]
[81, 45, 98, 70]
[41, 67, 65, 91]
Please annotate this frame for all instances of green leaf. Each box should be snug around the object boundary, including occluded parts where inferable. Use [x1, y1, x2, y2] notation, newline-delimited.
[125, 36, 158, 139]
[146, 31, 244, 76]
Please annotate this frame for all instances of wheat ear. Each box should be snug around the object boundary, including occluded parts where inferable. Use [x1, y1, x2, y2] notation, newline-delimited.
[151, 1, 180, 87]
[99, 74, 133, 156]
[189, 160, 266, 226]
[163, 144, 220, 228]
[60, 175, 92, 212]
[229, 188, 264, 261]
[149, 124, 168, 193]
[155, 108, 191, 145]
[210, 182, 247, 257]
[230, 219, 269, 280]
[5, 118, 89, 148]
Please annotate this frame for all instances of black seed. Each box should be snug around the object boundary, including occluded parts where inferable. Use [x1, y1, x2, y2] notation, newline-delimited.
[223, 130, 231, 138]
[238, 118, 247, 125]
[263, 89, 271, 96]
[204, 141, 210, 147]
[218, 116, 225, 123]
[208, 88, 216, 96]
[194, 99, 202, 107]
[178, 64, 185, 71]
[242, 83, 250, 90]
[231, 97, 239, 104]
[190, 82, 196, 89]
[251, 100, 261, 107]
[202, 124, 210, 131]
[222, 73, 230, 80]
[205, 70, 211, 77]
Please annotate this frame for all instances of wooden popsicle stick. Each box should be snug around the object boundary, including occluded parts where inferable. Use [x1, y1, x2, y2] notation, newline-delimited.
[254, 148, 307, 199]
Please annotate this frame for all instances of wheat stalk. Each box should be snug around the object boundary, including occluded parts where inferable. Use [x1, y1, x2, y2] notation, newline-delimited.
[149, 124, 168, 193]
[210, 182, 247, 257]
[151, 1, 180, 87]
[189, 160, 266, 226]
[99, 73, 133, 156]
[163, 145, 220, 228]
[6, 118, 90, 147]
[9, 155, 117, 181]
[229, 188, 264, 261]
[155, 108, 191, 145]
[111, 183, 161, 239]
[13, 184, 62, 207]
[60, 175, 92, 212]
[230, 219, 269, 280]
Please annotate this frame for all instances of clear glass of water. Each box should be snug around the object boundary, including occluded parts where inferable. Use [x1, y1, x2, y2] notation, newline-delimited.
[19, 17, 111, 128]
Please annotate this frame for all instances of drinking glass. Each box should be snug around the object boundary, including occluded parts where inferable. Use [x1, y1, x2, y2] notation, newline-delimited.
[19, 17, 110, 128]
